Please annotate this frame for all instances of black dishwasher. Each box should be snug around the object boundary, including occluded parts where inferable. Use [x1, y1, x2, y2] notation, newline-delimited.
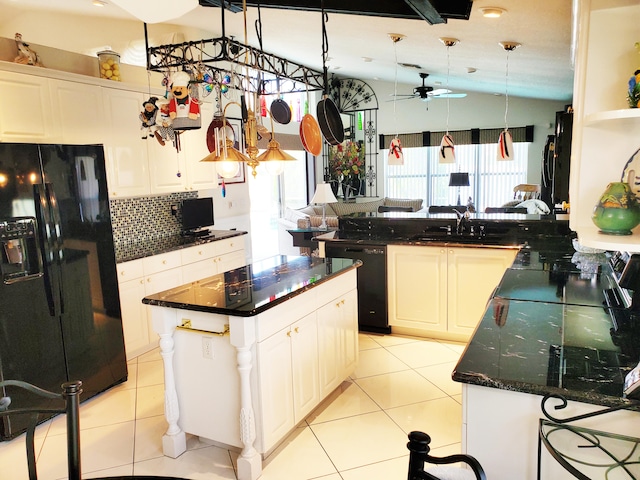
[325, 243, 390, 334]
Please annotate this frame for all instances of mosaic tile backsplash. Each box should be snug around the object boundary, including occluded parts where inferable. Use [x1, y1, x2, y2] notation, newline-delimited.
[110, 192, 197, 259]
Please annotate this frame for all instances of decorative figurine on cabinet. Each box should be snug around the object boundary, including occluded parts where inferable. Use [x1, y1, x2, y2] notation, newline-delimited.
[14, 33, 43, 67]
[168, 71, 201, 131]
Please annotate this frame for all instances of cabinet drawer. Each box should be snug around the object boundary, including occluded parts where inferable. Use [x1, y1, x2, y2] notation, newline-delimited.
[181, 242, 217, 265]
[142, 250, 182, 275]
[117, 258, 144, 283]
[215, 237, 243, 256]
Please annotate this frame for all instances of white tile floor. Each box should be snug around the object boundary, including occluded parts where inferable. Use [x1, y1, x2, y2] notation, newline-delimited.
[0, 334, 465, 480]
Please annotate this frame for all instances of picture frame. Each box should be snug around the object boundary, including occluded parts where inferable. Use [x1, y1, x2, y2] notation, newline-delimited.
[218, 117, 246, 184]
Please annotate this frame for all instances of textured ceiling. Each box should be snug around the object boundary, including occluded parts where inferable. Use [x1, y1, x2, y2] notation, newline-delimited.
[0, 0, 574, 101]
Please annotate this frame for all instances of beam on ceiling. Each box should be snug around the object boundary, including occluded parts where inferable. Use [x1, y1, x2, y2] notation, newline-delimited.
[198, 0, 472, 21]
[402, 0, 445, 24]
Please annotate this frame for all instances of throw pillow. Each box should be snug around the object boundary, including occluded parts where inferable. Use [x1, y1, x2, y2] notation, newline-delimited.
[383, 197, 423, 211]
[330, 199, 385, 216]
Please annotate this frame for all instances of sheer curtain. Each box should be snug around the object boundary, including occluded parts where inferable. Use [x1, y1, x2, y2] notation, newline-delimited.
[385, 143, 528, 211]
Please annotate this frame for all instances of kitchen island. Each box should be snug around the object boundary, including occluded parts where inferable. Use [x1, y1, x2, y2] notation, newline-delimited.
[453, 244, 640, 479]
[142, 255, 360, 480]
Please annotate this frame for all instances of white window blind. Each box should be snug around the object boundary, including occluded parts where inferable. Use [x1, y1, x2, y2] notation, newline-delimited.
[385, 143, 528, 211]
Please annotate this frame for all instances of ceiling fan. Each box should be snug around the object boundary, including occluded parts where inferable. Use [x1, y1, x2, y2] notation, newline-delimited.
[393, 73, 467, 102]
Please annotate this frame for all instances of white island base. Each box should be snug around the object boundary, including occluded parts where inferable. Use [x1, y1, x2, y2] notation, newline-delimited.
[149, 269, 358, 480]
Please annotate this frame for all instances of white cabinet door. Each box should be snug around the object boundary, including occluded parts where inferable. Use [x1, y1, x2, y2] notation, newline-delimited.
[118, 277, 150, 356]
[182, 258, 218, 283]
[257, 326, 295, 452]
[181, 100, 217, 191]
[50, 79, 104, 144]
[317, 289, 358, 398]
[102, 89, 150, 197]
[148, 133, 186, 194]
[337, 289, 358, 379]
[0, 70, 58, 142]
[215, 249, 246, 274]
[447, 247, 517, 335]
[291, 313, 320, 423]
[387, 245, 447, 332]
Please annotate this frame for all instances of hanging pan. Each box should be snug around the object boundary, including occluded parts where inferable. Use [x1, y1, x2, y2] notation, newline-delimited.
[299, 76, 322, 156]
[316, 7, 344, 146]
[270, 78, 291, 125]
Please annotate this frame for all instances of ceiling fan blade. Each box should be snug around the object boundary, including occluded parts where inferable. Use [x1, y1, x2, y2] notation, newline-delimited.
[430, 88, 452, 96]
[432, 92, 467, 98]
[386, 96, 421, 102]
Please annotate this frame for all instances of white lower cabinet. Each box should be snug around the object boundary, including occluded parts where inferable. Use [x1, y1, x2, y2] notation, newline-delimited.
[117, 237, 246, 358]
[387, 245, 517, 340]
[258, 312, 319, 450]
[317, 289, 358, 397]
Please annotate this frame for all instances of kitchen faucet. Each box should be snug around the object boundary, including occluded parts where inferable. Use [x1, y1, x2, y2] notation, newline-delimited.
[453, 208, 470, 234]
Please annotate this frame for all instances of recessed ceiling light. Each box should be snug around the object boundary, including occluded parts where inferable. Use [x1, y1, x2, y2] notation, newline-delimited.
[480, 7, 506, 18]
[92, 0, 107, 6]
[362, 57, 372, 63]
[467, 67, 477, 74]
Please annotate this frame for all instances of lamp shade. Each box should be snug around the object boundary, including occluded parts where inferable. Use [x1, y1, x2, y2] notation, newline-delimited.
[449, 172, 470, 187]
[311, 183, 338, 204]
[109, 0, 198, 23]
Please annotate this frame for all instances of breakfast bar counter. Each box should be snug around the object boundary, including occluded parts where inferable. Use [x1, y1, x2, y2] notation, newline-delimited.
[143, 255, 360, 480]
[451, 245, 640, 479]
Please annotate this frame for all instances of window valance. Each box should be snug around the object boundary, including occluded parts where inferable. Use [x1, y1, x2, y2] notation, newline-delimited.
[379, 125, 534, 149]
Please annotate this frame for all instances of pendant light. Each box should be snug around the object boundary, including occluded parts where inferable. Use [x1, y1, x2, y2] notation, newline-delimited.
[200, 101, 250, 178]
[387, 33, 405, 166]
[497, 41, 521, 161]
[438, 37, 459, 164]
[257, 111, 296, 176]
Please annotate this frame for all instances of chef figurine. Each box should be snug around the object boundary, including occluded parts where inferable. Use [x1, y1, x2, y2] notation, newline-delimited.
[168, 71, 201, 131]
[156, 98, 175, 145]
[139, 96, 163, 144]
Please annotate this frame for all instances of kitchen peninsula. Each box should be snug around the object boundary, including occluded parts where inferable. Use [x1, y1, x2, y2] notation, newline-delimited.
[142, 255, 360, 480]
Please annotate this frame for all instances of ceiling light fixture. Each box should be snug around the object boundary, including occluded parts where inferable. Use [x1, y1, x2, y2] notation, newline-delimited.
[438, 37, 459, 164]
[497, 41, 521, 161]
[481, 7, 506, 18]
[92, 0, 106, 6]
[387, 33, 405, 166]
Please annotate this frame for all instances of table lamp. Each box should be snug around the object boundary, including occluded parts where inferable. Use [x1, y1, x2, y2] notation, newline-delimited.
[449, 172, 470, 205]
[310, 183, 338, 230]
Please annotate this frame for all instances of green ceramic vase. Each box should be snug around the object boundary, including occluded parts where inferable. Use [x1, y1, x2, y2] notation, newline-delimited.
[592, 182, 640, 235]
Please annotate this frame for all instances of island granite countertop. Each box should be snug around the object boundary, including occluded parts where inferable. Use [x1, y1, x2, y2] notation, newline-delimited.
[143, 255, 360, 317]
[452, 242, 640, 410]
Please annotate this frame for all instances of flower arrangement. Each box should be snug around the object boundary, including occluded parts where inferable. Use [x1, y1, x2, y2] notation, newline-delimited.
[329, 141, 365, 179]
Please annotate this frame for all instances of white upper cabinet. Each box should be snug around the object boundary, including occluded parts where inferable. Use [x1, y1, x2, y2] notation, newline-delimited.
[102, 88, 151, 197]
[0, 70, 58, 143]
[180, 101, 218, 191]
[50, 79, 104, 144]
[570, 0, 640, 252]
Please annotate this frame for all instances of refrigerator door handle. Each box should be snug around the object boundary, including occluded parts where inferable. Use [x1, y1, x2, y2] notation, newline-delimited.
[34, 184, 63, 317]
[44, 183, 65, 315]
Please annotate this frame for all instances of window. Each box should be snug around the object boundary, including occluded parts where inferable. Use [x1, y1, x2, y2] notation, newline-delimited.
[385, 142, 529, 211]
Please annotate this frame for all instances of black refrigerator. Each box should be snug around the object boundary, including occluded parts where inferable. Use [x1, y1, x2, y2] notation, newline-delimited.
[0, 143, 127, 439]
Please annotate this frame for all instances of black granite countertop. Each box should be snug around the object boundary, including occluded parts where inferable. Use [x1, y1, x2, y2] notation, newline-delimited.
[114, 230, 247, 263]
[453, 244, 640, 410]
[142, 255, 360, 317]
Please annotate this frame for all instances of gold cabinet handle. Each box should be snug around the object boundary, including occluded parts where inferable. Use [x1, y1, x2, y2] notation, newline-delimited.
[287, 330, 292, 337]
[139, 279, 144, 285]
[162, 260, 167, 264]
[294, 327, 299, 333]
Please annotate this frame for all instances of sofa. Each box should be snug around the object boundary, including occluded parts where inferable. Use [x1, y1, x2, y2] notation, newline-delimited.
[277, 197, 424, 255]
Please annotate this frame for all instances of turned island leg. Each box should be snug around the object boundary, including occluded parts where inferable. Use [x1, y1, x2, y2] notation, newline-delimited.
[229, 316, 261, 480]
[151, 306, 187, 458]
